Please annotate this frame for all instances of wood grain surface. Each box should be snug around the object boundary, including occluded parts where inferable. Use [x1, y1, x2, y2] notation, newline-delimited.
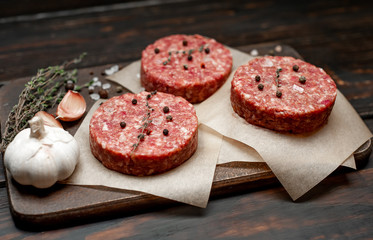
[0, 0, 372, 238]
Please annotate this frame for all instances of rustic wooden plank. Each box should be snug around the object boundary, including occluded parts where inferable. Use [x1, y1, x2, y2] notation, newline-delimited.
[0, 43, 371, 230]
[0, 0, 372, 82]
[1, 166, 372, 238]
[0, 0, 372, 237]
[0, 0, 133, 18]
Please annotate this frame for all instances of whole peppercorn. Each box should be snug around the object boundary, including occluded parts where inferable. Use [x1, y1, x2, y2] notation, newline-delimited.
[182, 40, 188, 46]
[258, 84, 264, 90]
[293, 65, 299, 72]
[115, 86, 123, 93]
[65, 81, 75, 91]
[99, 89, 108, 99]
[120, 122, 126, 128]
[299, 76, 306, 84]
[154, 48, 160, 54]
[255, 75, 261, 82]
[166, 115, 173, 121]
[163, 129, 169, 136]
[276, 90, 282, 98]
[204, 48, 210, 54]
[88, 86, 94, 94]
[188, 55, 193, 61]
[163, 106, 170, 113]
[132, 99, 137, 105]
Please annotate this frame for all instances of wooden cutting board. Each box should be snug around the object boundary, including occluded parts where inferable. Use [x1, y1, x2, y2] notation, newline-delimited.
[1, 43, 371, 229]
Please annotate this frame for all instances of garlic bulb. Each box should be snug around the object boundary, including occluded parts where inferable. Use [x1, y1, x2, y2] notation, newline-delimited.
[4, 116, 79, 188]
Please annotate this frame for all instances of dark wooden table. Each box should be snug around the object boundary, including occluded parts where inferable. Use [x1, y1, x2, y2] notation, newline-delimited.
[1, 0, 372, 238]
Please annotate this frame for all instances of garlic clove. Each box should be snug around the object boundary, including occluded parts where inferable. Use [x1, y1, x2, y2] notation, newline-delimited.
[35, 111, 63, 128]
[56, 90, 86, 121]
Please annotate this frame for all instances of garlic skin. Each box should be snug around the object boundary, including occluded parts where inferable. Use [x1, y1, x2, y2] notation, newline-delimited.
[4, 116, 79, 188]
[56, 90, 86, 121]
[35, 111, 63, 128]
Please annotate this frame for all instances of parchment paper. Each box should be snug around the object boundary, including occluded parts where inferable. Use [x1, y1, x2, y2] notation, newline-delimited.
[106, 48, 366, 200]
[66, 101, 222, 208]
[218, 135, 356, 169]
[195, 49, 372, 200]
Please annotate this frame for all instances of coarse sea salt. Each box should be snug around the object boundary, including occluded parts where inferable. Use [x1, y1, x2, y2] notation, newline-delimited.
[92, 81, 102, 87]
[102, 83, 111, 89]
[250, 49, 258, 56]
[90, 93, 100, 100]
[104, 65, 119, 76]
[275, 45, 282, 52]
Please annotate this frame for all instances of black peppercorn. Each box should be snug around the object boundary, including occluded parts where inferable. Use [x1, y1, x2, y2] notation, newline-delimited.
[183, 64, 188, 70]
[188, 55, 193, 61]
[299, 76, 306, 84]
[120, 122, 126, 128]
[146, 94, 151, 99]
[65, 81, 75, 91]
[182, 40, 188, 46]
[163, 106, 169, 113]
[255, 75, 261, 82]
[154, 48, 160, 54]
[204, 48, 210, 54]
[166, 115, 173, 121]
[276, 90, 282, 98]
[258, 84, 264, 90]
[201, 63, 205, 69]
[163, 129, 169, 136]
[99, 89, 108, 99]
[115, 86, 123, 93]
[132, 99, 137, 105]
[293, 65, 299, 72]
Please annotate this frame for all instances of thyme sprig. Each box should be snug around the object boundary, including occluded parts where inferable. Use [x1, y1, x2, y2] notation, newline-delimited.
[131, 91, 157, 152]
[1, 53, 86, 152]
[275, 68, 282, 97]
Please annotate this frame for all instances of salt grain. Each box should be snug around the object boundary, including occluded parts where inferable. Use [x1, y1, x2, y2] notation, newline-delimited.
[92, 81, 102, 87]
[102, 83, 111, 89]
[93, 77, 99, 82]
[250, 49, 258, 56]
[104, 65, 119, 76]
[90, 93, 100, 100]
[275, 45, 282, 52]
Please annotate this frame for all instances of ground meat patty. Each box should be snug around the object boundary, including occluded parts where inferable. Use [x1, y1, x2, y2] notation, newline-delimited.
[89, 91, 198, 176]
[141, 34, 233, 103]
[231, 56, 337, 133]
